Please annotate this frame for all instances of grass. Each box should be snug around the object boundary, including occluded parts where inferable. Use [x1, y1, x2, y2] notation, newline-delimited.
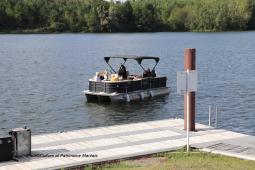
[81, 147, 255, 170]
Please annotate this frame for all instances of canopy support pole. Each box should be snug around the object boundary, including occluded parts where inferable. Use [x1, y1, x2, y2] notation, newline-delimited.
[152, 62, 159, 71]
[106, 62, 116, 73]
[138, 64, 146, 71]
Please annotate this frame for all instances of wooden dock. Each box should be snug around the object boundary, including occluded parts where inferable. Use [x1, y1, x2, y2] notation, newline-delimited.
[0, 118, 254, 170]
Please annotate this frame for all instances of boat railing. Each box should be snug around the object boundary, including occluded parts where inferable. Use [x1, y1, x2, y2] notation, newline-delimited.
[89, 77, 167, 93]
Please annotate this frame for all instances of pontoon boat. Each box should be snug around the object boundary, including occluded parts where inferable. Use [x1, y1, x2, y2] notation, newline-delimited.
[83, 55, 170, 102]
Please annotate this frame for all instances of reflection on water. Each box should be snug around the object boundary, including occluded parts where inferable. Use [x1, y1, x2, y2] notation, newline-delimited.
[85, 96, 170, 127]
[0, 32, 255, 135]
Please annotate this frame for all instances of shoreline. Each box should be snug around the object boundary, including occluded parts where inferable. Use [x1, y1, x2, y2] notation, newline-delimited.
[1, 30, 255, 34]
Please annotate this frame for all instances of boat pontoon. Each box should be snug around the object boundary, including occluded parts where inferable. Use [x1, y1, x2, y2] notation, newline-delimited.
[83, 55, 170, 102]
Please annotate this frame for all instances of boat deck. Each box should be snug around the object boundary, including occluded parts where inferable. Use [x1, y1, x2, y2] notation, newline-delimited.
[0, 118, 254, 170]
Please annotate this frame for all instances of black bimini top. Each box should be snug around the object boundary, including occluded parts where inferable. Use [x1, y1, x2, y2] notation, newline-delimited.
[104, 55, 159, 64]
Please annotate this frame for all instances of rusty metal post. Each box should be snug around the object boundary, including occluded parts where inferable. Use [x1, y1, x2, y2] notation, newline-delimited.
[184, 48, 196, 131]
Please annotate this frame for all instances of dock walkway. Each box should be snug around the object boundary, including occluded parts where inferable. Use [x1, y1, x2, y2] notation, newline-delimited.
[0, 118, 254, 170]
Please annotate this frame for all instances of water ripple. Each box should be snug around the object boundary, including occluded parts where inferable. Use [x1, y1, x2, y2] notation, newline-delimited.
[0, 32, 254, 135]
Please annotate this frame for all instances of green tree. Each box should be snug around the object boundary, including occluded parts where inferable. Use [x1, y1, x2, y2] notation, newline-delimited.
[108, 1, 134, 32]
[0, 0, 255, 32]
[132, 1, 161, 31]
[247, 0, 255, 29]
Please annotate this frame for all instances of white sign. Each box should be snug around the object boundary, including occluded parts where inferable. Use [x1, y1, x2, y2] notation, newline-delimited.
[177, 70, 197, 94]
[177, 69, 197, 152]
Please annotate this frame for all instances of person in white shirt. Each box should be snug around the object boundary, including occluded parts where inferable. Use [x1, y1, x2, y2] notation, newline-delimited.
[94, 72, 101, 81]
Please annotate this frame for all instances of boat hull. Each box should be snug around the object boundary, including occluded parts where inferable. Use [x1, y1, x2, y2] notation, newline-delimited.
[83, 87, 170, 103]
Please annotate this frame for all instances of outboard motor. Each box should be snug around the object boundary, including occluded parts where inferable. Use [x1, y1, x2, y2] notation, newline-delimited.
[125, 94, 130, 102]
[149, 90, 154, 98]
[140, 92, 144, 100]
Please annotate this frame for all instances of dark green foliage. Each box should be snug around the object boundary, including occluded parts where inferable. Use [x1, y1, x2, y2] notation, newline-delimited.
[132, 1, 161, 32]
[109, 1, 135, 32]
[248, 0, 255, 30]
[0, 0, 255, 32]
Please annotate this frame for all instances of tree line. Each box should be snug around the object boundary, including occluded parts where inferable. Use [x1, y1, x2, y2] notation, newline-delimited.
[0, 0, 255, 33]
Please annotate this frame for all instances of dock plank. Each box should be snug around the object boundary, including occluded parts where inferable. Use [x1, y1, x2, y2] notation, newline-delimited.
[1, 118, 254, 170]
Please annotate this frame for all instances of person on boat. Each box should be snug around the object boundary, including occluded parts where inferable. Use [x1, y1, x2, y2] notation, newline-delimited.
[103, 71, 108, 80]
[110, 74, 119, 81]
[100, 70, 108, 81]
[143, 68, 151, 78]
[94, 72, 101, 81]
[118, 64, 127, 79]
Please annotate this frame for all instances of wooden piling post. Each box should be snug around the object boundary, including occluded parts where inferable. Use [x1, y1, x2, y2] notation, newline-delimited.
[184, 48, 196, 131]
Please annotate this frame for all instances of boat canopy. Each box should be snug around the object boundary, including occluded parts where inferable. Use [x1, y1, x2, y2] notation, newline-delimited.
[104, 55, 160, 65]
[104, 55, 160, 73]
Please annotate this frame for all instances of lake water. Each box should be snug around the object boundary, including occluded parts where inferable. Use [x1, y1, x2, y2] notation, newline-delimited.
[0, 32, 255, 135]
